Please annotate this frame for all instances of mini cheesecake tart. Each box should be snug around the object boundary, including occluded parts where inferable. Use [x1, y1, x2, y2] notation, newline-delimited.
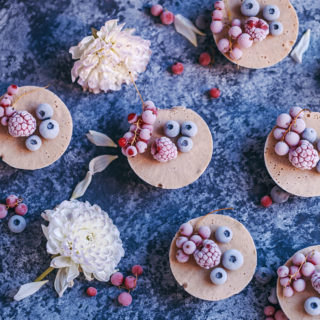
[212, 0, 299, 69]
[169, 213, 257, 301]
[277, 245, 320, 320]
[264, 111, 320, 197]
[0, 86, 72, 170]
[127, 107, 213, 189]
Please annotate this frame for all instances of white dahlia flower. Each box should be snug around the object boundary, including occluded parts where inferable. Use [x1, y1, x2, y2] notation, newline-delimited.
[69, 19, 152, 93]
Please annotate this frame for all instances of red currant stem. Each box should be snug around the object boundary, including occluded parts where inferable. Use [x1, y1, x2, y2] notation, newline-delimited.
[131, 118, 142, 146]
[196, 207, 234, 229]
[129, 71, 145, 107]
[281, 108, 311, 142]
[11, 85, 50, 108]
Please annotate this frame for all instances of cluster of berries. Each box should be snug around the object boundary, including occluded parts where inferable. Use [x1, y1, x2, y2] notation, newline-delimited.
[260, 185, 290, 208]
[0, 195, 28, 233]
[150, 4, 174, 25]
[263, 306, 288, 320]
[211, 0, 283, 61]
[0, 84, 19, 126]
[274, 107, 320, 171]
[176, 221, 243, 286]
[118, 101, 157, 157]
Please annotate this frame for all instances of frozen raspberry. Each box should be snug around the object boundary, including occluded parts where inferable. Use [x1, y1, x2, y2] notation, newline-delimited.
[124, 276, 136, 289]
[111, 272, 124, 286]
[151, 137, 178, 163]
[171, 62, 184, 75]
[7, 84, 18, 95]
[8, 111, 36, 138]
[86, 287, 97, 296]
[193, 239, 221, 269]
[160, 11, 174, 25]
[289, 140, 319, 170]
[244, 17, 269, 42]
[118, 292, 132, 306]
[311, 271, 320, 294]
[261, 195, 272, 207]
[132, 265, 143, 276]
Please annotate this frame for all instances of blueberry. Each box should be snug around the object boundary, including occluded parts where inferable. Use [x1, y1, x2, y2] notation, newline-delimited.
[8, 215, 26, 233]
[240, 0, 260, 17]
[255, 267, 274, 284]
[210, 267, 228, 285]
[36, 103, 54, 120]
[177, 136, 193, 152]
[270, 185, 290, 204]
[263, 5, 280, 21]
[39, 119, 60, 139]
[302, 127, 317, 143]
[181, 121, 198, 137]
[215, 226, 233, 243]
[269, 21, 283, 36]
[164, 120, 180, 138]
[305, 297, 320, 316]
[222, 249, 244, 270]
[25, 135, 42, 152]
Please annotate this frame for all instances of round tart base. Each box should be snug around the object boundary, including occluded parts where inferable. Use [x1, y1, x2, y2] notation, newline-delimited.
[277, 245, 320, 320]
[264, 112, 320, 197]
[0, 86, 73, 170]
[213, 0, 299, 69]
[169, 214, 257, 301]
[127, 107, 213, 189]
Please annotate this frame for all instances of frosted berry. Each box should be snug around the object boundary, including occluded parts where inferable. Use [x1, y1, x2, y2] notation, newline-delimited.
[263, 5, 280, 21]
[177, 136, 193, 152]
[217, 38, 230, 53]
[86, 287, 97, 296]
[212, 10, 223, 21]
[139, 128, 151, 141]
[284, 131, 300, 147]
[7, 84, 18, 95]
[270, 22, 283, 36]
[26, 135, 42, 152]
[237, 33, 253, 49]
[198, 225, 211, 239]
[289, 140, 319, 170]
[210, 20, 223, 34]
[255, 267, 274, 284]
[190, 234, 203, 247]
[130, 124, 137, 133]
[276, 113, 292, 129]
[160, 11, 174, 25]
[241, 0, 260, 16]
[264, 306, 276, 316]
[291, 118, 306, 134]
[229, 47, 243, 60]
[118, 137, 127, 148]
[6, 195, 19, 208]
[111, 272, 124, 286]
[183, 240, 196, 255]
[164, 120, 180, 138]
[36, 103, 53, 120]
[142, 123, 154, 134]
[244, 17, 269, 42]
[232, 19, 241, 27]
[289, 265, 302, 279]
[215, 226, 232, 243]
[39, 119, 59, 140]
[261, 195, 272, 207]
[8, 215, 26, 233]
[195, 15, 209, 30]
[214, 1, 225, 10]
[142, 109, 157, 125]
[283, 285, 294, 297]
[210, 267, 227, 285]
[228, 26, 242, 39]
[5, 106, 15, 117]
[15, 203, 28, 216]
[3, 93, 13, 102]
[292, 252, 306, 266]
[171, 62, 184, 75]
[199, 52, 211, 66]
[209, 88, 221, 98]
[275, 310, 289, 320]
[8, 111, 36, 138]
[0, 97, 11, 108]
[292, 278, 306, 292]
[118, 292, 132, 307]
[0, 106, 4, 118]
[222, 249, 244, 270]
[127, 113, 138, 124]
[279, 277, 290, 287]
[124, 276, 136, 290]
[307, 250, 320, 265]
[304, 297, 320, 316]
[193, 239, 221, 269]
[136, 140, 148, 154]
[176, 249, 190, 263]
[151, 137, 178, 162]
[150, 4, 163, 17]
[176, 236, 188, 248]
[0, 204, 8, 219]
[301, 127, 317, 143]
[289, 107, 304, 119]
[179, 222, 193, 236]
[132, 265, 143, 276]
[311, 271, 320, 294]
[126, 146, 138, 157]
[123, 131, 134, 143]
[143, 101, 157, 115]
[275, 141, 289, 156]
[270, 186, 290, 204]
[301, 262, 315, 277]
[1, 116, 8, 126]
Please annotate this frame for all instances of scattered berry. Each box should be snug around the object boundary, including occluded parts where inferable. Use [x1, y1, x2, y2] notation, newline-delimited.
[241, 0, 260, 16]
[193, 239, 221, 269]
[264, 306, 276, 316]
[8, 111, 36, 138]
[210, 20, 223, 34]
[176, 236, 189, 248]
[86, 287, 97, 296]
[283, 285, 294, 297]
[151, 137, 178, 162]
[214, 1, 225, 10]
[0, 204, 8, 219]
[210, 267, 227, 285]
[132, 265, 143, 276]
[228, 26, 242, 39]
[274, 141, 289, 156]
[183, 240, 196, 255]
[222, 249, 244, 270]
[198, 225, 211, 239]
[199, 52, 211, 66]
[261, 195, 272, 208]
[263, 5, 280, 21]
[229, 47, 243, 60]
[177, 136, 193, 153]
[215, 226, 233, 243]
[244, 17, 269, 42]
[39, 119, 60, 139]
[8, 215, 26, 233]
[255, 267, 274, 285]
[237, 33, 253, 49]
[304, 297, 320, 316]
[217, 38, 230, 53]
[15, 203, 28, 216]
[292, 278, 306, 292]
[277, 113, 292, 128]
[160, 10, 174, 25]
[292, 252, 306, 266]
[289, 140, 319, 170]
[189, 234, 203, 247]
[270, 21, 283, 36]
[118, 292, 132, 307]
[301, 262, 315, 277]
[124, 276, 136, 290]
[150, 4, 163, 17]
[176, 249, 190, 263]
[26, 135, 42, 152]
[209, 88, 221, 99]
[171, 62, 184, 75]
[164, 120, 180, 138]
[270, 186, 290, 204]
[36, 103, 54, 120]
[179, 222, 193, 237]
[268, 287, 278, 305]
[6, 195, 19, 208]
[301, 127, 317, 143]
[111, 272, 124, 286]
[7, 84, 18, 95]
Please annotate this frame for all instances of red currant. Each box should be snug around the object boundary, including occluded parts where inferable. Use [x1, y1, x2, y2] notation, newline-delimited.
[131, 265, 143, 276]
[118, 137, 127, 148]
[209, 88, 221, 98]
[86, 287, 97, 297]
[160, 11, 174, 25]
[171, 62, 184, 75]
[15, 203, 28, 216]
[124, 276, 136, 289]
[261, 195, 272, 208]
[6, 195, 19, 208]
[199, 52, 211, 66]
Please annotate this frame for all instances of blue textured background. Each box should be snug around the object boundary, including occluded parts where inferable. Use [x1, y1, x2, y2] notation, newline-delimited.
[0, 0, 320, 319]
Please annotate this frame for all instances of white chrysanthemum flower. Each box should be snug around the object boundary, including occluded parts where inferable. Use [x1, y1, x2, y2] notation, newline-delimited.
[69, 19, 152, 93]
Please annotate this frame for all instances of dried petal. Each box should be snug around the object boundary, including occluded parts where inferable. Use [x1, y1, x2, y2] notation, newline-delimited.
[291, 29, 310, 63]
[14, 281, 48, 301]
[86, 130, 117, 147]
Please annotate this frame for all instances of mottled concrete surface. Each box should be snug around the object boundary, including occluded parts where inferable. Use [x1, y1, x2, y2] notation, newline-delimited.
[0, 0, 320, 319]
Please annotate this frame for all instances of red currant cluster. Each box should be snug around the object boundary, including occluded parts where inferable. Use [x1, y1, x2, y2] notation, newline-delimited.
[118, 101, 157, 157]
[263, 305, 288, 320]
[150, 4, 174, 25]
[0, 84, 18, 126]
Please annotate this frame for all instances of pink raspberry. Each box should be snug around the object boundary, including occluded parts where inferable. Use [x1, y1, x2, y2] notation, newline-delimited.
[151, 137, 178, 163]
[288, 140, 319, 170]
[8, 111, 36, 138]
[244, 17, 269, 42]
[193, 239, 221, 269]
[311, 271, 320, 294]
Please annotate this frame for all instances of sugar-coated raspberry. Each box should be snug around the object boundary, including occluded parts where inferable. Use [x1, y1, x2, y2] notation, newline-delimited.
[124, 276, 136, 290]
[292, 278, 306, 292]
[8, 215, 26, 233]
[283, 286, 294, 297]
[118, 292, 132, 307]
[179, 222, 193, 236]
[279, 277, 290, 287]
[291, 118, 306, 134]
[176, 249, 190, 263]
[237, 33, 253, 49]
[274, 141, 289, 156]
[132, 265, 143, 276]
[171, 62, 184, 75]
[232, 19, 241, 27]
[0, 204, 8, 219]
[151, 137, 178, 162]
[228, 26, 242, 39]
[261, 195, 272, 207]
[289, 107, 304, 119]
[6, 195, 19, 208]
[289, 265, 302, 279]
[150, 4, 163, 17]
[289, 140, 319, 170]
[217, 38, 230, 53]
[126, 146, 138, 157]
[8, 111, 36, 138]
[118, 137, 127, 148]
[264, 306, 276, 316]
[210, 20, 223, 34]
[214, 1, 225, 10]
[160, 11, 174, 25]
[198, 226, 211, 239]
[276, 113, 292, 129]
[199, 52, 211, 66]
[308, 250, 320, 265]
[111, 272, 124, 286]
[15, 203, 28, 216]
[241, 0, 260, 16]
[136, 140, 148, 154]
[0, 97, 11, 108]
[311, 271, 320, 294]
[209, 88, 221, 98]
[127, 113, 138, 124]
[301, 262, 315, 277]
[142, 109, 157, 125]
[284, 131, 300, 147]
[7, 84, 18, 95]
[0, 106, 4, 118]
[86, 287, 97, 296]
[244, 17, 269, 42]
[292, 252, 305, 266]
[183, 241, 196, 255]
[274, 310, 289, 320]
[190, 234, 203, 247]
[229, 47, 243, 60]
[302, 127, 317, 143]
[194, 239, 221, 269]
[212, 10, 223, 21]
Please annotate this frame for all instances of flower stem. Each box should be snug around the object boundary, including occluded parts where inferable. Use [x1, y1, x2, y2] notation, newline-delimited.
[35, 266, 55, 282]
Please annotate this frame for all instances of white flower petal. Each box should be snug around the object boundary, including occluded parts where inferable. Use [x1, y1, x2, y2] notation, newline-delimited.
[86, 130, 117, 147]
[14, 281, 48, 301]
[50, 256, 73, 269]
